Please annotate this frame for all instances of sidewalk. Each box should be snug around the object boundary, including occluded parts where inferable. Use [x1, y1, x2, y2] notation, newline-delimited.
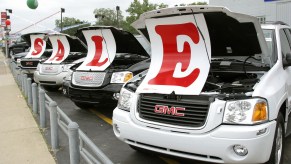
[0, 51, 55, 164]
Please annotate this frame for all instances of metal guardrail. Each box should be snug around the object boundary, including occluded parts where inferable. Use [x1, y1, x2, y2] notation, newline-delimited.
[9, 60, 113, 164]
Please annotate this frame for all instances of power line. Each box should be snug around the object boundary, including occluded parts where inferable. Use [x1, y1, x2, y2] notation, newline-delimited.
[12, 10, 61, 34]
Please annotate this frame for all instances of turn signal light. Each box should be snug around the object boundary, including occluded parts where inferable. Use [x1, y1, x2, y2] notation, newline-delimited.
[124, 73, 133, 82]
[252, 102, 267, 122]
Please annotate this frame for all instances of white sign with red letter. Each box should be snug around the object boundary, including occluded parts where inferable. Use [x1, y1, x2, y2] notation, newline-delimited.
[24, 34, 46, 58]
[136, 14, 211, 95]
[45, 35, 70, 64]
[77, 29, 116, 71]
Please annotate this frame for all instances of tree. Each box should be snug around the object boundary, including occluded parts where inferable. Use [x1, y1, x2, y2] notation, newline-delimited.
[124, 0, 168, 34]
[93, 8, 124, 28]
[189, 2, 208, 5]
[55, 17, 84, 28]
[55, 17, 89, 36]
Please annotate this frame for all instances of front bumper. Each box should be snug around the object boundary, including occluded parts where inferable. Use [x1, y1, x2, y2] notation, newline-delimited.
[113, 108, 277, 164]
[34, 71, 69, 86]
[68, 83, 123, 103]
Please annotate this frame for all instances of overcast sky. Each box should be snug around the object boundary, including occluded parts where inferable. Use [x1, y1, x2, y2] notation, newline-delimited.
[0, 0, 208, 34]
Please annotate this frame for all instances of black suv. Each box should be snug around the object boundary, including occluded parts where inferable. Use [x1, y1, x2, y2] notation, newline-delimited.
[65, 26, 150, 108]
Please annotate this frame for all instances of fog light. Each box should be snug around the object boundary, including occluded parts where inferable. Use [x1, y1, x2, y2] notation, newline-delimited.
[233, 145, 248, 156]
[113, 93, 120, 100]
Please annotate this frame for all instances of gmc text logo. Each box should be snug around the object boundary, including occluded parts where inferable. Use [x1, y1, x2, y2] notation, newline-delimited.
[154, 105, 185, 117]
[80, 76, 93, 81]
[45, 67, 53, 71]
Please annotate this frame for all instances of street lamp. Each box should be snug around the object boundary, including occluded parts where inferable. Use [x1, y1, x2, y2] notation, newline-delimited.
[95, 14, 105, 25]
[60, 8, 65, 32]
[116, 6, 120, 28]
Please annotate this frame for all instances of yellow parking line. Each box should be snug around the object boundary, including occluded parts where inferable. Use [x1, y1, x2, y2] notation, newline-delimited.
[90, 109, 112, 125]
[159, 157, 180, 164]
[91, 109, 180, 164]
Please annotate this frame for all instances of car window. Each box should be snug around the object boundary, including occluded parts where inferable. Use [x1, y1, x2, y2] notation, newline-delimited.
[284, 29, 291, 47]
[263, 29, 277, 62]
[279, 29, 291, 59]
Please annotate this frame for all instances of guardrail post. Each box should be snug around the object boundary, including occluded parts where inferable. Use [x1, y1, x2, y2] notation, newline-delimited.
[32, 83, 38, 114]
[24, 74, 28, 96]
[68, 122, 80, 164]
[39, 89, 46, 128]
[27, 78, 32, 105]
[21, 72, 24, 92]
[49, 101, 59, 150]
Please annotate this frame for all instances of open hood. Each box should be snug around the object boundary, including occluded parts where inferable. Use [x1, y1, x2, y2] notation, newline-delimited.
[23, 33, 50, 59]
[133, 6, 270, 95]
[44, 33, 87, 64]
[75, 26, 149, 71]
[22, 32, 52, 49]
[76, 26, 149, 57]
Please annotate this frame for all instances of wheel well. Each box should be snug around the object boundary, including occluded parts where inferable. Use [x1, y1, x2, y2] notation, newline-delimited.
[279, 101, 287, 121]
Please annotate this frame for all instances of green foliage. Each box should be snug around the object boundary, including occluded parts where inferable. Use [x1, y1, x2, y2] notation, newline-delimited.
[124, 0, 168, 34]
[55, 17, 84, 28]
[93, 8, 124, 28]
[189, 2, 208, 5]
[55, 17, 89, 36]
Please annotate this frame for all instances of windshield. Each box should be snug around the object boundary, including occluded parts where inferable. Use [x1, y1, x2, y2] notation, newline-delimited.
[263, 29, 277, 62]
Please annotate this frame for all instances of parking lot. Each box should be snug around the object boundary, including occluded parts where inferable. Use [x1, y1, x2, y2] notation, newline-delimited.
[42, 89, 291, 164]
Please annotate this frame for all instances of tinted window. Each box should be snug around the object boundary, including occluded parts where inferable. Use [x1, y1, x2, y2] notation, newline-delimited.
[263, 29, 277, 62]
[279, 29, 291, 58]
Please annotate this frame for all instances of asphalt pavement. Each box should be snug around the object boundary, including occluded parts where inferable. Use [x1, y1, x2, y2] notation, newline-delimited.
[0, 51, 55, 164]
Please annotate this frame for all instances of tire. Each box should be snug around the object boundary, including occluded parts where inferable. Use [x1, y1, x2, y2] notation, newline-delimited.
[9, 49, 14, 58]
[74, 102, 93, 109]
[266, 113, 285, 164]
[43, 86, 59, 92]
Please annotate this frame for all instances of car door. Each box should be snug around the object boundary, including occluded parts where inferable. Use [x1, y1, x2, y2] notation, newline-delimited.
[282, 28, 291, 136]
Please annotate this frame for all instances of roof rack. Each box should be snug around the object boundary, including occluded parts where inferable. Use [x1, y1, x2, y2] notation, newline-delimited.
[264, 21, 289, 26]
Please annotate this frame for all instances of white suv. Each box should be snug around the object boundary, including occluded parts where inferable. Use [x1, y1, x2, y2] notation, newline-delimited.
[113, 6, 291, 164]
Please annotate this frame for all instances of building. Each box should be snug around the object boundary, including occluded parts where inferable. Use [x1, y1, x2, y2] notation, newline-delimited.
[209, 0, 291, 25]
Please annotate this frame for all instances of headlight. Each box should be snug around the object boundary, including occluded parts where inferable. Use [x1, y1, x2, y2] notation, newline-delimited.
[223, 98, 268, 124]
[111, 71, 133, 83]
[17, 58, 21, 64]
[63, 64, 72, 72]
[117, 88, 132, 111]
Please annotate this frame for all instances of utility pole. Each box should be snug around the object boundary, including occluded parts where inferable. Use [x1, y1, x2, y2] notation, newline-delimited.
[116, 6, 120, 28]
[4, 9, 12, 58]
[60, 8, 65, 32]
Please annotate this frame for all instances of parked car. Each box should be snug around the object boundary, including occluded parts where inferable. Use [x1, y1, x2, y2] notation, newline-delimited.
[66, 26, 150, 108]
[8, 36, 29, 57]
[18, 33, 53, 78]
[34, 33, 87, 91]
[113, 6, 291, 164]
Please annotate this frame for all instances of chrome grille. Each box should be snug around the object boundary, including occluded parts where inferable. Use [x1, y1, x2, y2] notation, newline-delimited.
[138, 94, 211, 128]
[72, 71, 106, 87]
[40, 64, 61, 74]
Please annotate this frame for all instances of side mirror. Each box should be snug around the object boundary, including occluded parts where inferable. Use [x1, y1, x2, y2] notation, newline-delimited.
[284, 53, 291, 67]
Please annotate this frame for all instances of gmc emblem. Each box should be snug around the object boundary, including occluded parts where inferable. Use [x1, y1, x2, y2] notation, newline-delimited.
[26, 61, 33, 66]
[45, 66, 53, 71]
[80, 76, 93, 81]
[154, 105, 185, 117]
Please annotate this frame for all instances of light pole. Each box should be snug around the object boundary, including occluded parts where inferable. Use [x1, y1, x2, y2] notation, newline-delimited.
[95, 14, 105, 25]
[60, 8, 65, 32]
[5, 9, 12, 58]
[116, 6, 120, 28]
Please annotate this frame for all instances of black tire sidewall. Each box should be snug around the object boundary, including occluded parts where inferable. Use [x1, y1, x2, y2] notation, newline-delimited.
[267, 113, 285, 164]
